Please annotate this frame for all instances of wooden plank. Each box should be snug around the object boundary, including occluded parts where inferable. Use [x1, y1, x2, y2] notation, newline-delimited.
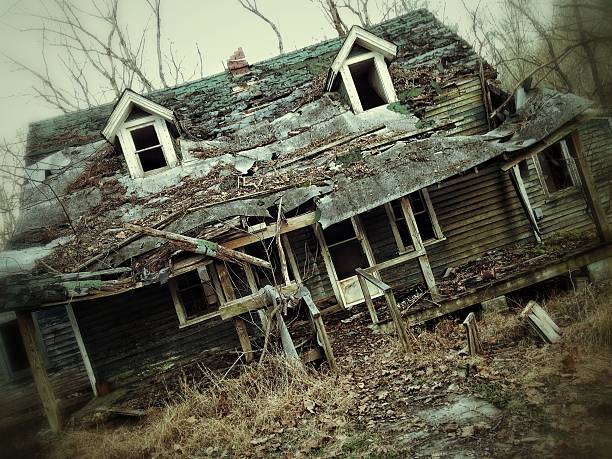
[16, 311, 63, 432]
[521, 302, 561, 344]
[384, 289, 412, 353]
[462, 312, 482, 355]
[281, 234, 302, 283]
[529, 301, 562, 335]
[357, 270, 379, 325]
[125, 223, 272, 269]
[568, 130, 612, 242]
[509, 166, 542, 242]
[219, 283, 299, 320]
[233, 318, 254, 363]
[66, 304, 98, 396]
[312, 223, 344, 308]
[355, 268, 390, 292]
[303, 293, 337, 372]
[409, 242, 612, 325]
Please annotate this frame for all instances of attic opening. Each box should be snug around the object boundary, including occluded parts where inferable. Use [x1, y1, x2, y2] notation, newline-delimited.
[348, 58, 387, 110]
[129, 124, 168, 173]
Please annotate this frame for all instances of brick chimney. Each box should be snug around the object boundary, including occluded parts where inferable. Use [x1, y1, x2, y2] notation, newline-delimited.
[227, 47, 249, 76]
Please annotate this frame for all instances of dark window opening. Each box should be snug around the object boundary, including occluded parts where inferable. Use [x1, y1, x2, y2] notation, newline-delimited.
[389, 200, 413, 248]
[409, 191, 435, 241]
[245, 242, 295, 288]
[130, 124, 168, 173]
[349, 58, 386, 110]
[2, 321, 29, 373]
[174, 269, 219, 319]
[538, 142, 574, 194]
[518, 160, 530, 180]
[323, 219, 369, 279]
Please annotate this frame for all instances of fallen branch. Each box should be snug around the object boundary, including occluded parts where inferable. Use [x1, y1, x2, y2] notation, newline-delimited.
[125, 223, 272, 269]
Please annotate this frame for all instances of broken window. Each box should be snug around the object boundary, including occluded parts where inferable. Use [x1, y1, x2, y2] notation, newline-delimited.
[349, 58, 387, 110]
[386, 189, 442, 254]
[169, 265, 221, 326]
[323, 219, 369, 279]
[536, 139, 579, 196]
[129, 124, 168, 173]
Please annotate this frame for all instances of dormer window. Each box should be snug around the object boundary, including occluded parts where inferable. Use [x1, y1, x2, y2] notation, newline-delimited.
[102, 90, 179, 179]
[326, 26, 398, 113]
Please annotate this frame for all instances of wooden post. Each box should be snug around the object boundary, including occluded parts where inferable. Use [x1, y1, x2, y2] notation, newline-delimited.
[66, 304, 98, 396]
[568, 130, 612, 242]
[357, 271, 379, 324]
[16, 311, 63, 432]
[303, 292, 337, 372]
[216, 263, 254, 363]
[509, 165, 542, 243]
[384, 289, 412, 353]
[462, 312, 483, 355]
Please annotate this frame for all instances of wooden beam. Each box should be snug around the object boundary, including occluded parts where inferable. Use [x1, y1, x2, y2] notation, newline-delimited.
[66, 304, 98, 396]
[357, 269, 378, 324]
[568, 130, 612, 242]
[509, 166, 542, 242]
[408, 242, 612, 325]
[303, 292, 337, 372]
[233, 317, 254, 363]
[219, 283, 299, 320]
[16, 311, 63, 432]
[125, 223, 272, 269]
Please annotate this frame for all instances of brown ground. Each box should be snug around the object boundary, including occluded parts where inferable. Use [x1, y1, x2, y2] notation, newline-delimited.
[6, 281, 612, 459]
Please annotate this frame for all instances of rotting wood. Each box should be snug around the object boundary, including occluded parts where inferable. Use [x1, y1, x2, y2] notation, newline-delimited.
[125, 223, 272, 269]
[275, 197, 291, 286]
[509, 166, 542, 242]
[567, 130, 612, 242]
[16, 311, 63, 432]
[303, 291, 337, 372]
[357, 271, 378, 324]
[462, 312, 483, 355]
[521, 301, 561, 343]
[219, 283, 299, 320]
[66, 304, 98, 396]
[215, 263, 254, 363]
[408, 242, 612, 325]
[355, 268, 411, 353]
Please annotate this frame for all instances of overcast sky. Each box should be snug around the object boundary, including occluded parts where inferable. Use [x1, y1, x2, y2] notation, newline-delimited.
[0, 0, 551, 150]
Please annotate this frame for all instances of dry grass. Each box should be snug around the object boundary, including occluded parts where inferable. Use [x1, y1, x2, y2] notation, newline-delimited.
[548, 281, 612, 349]
[51, 356, 353, 459]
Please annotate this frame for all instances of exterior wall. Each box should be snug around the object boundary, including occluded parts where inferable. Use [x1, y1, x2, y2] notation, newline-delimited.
[523, 118, 612, 238]
[0, 308, 90, 429]
[73, 282, 240, 388]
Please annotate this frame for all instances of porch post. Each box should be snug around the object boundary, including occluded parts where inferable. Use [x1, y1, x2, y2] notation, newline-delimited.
[16, 311, 63, 432]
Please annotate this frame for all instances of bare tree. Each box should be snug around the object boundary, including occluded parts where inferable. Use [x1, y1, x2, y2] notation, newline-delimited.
[7, 0, 203, 113]
[237, 0, 284, 54]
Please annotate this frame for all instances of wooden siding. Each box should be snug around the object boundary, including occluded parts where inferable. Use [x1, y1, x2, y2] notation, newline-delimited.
[522, 118, 612, 238]
[0, 307, 90, 428]
[73, 282, 240, 387]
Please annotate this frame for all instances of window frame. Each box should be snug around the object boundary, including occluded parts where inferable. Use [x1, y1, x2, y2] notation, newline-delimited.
[117, 114, 179, 179]
[168, 262, 225, 328]
[385, 189, 444, 255]
[339, 51, 397, 113]
[532, 138, 581, 200]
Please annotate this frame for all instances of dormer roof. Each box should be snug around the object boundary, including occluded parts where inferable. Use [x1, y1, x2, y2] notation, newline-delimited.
[326, 25, 398, 91]
[102, 89, 175, 142]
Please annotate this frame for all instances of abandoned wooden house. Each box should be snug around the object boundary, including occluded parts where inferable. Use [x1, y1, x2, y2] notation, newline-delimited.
[1, 9, 610, 432]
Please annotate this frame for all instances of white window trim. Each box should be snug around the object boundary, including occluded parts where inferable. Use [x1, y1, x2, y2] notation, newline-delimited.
[169, 263, 225, 328]
[340, 52, 397, 113]
[532, 139, 581, 200]
[386, 189, 444, 255]
[118, 115, 179, 178]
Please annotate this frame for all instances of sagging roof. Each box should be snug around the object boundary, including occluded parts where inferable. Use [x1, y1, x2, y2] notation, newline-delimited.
[25, 8, 483, 161]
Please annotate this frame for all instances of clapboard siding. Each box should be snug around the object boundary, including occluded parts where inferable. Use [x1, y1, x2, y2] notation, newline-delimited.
[74, 283, 240, 387]
[523, 118, 612, 238]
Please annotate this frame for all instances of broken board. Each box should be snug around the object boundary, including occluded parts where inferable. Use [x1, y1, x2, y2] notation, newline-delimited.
[462, 312, 483, 355]
[520, 301, 561, 344]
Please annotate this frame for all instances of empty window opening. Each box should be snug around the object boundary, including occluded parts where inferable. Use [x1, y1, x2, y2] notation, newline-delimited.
[389, 200, 413, 248]
[323, 219, 369, 279]
[537, 142, 575, 194]
[409, 191, 435, 241]
[1, 321, 29, 374]
[130, 124, 168, 173]
[173, 269, 219, 320]
[245, 242, 295, 287]
[349, 58, 386, 110]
